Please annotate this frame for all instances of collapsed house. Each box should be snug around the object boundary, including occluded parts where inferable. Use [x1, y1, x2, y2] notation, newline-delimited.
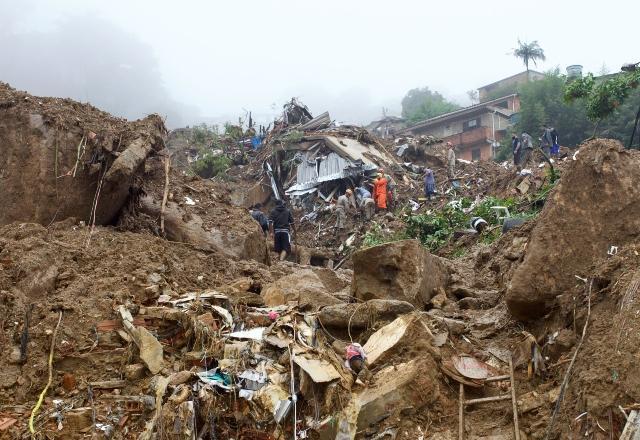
[261, 100, 399, 211]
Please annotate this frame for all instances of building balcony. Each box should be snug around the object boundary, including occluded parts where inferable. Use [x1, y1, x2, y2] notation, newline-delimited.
[444, 126, 491, 148]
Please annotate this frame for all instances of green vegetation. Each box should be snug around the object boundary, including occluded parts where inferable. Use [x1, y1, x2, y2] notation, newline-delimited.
[361, 222, 404, 248]
[492, 69, 640, 159]
[192, 154, 232, 179]
[512, 39, 546, 73]
[401, 87, 461, 123]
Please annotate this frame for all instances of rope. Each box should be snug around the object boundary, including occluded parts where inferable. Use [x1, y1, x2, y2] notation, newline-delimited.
[29, 310, 63, 435]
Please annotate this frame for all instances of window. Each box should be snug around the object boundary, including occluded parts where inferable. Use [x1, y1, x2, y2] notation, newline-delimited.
[463, 118, 480, 132]
[472, 148, 481, 161]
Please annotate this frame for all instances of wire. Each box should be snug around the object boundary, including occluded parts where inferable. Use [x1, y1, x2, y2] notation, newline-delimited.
[29, 310, 63, 434]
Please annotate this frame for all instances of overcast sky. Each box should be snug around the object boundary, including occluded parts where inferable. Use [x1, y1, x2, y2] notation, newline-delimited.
[1, 0, 637, 127]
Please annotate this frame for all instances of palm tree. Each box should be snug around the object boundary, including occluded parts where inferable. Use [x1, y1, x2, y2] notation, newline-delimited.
[513, 39, 546, 73]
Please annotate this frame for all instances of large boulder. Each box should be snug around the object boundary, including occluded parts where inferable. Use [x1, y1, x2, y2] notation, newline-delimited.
[0, 82, 165, 227]
[351, 239, 449, 308]
[261, 268, 347, 310]
[318, 299, 415, 330]
[336, 357, 440, 438]
[507, 140, 640, 320]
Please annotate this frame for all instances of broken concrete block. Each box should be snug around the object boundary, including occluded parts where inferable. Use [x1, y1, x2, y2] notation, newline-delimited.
[253, 384, 290, 419]
[517, 387, 560, 413]
[352, 240, 449, 308]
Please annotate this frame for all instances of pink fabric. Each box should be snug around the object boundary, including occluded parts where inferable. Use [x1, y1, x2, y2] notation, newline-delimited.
[345, 344, 366, 361]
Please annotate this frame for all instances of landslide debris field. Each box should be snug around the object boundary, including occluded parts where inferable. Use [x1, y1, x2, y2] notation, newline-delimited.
[1, 82, 639, 440]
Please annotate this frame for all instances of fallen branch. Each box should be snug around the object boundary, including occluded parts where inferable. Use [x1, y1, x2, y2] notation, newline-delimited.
[29, 310, 63, 434]
[544, 279, 592, 440]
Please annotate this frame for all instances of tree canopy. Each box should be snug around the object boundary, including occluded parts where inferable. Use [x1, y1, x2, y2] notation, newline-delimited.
[401, 87, 460, 123]
[512, 39, 546, 73]
[493, 69, 640, 160]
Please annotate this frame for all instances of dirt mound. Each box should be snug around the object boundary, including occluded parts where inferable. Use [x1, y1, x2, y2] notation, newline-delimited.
[507, 139, 640, 320]
[0, 82, 166, 227]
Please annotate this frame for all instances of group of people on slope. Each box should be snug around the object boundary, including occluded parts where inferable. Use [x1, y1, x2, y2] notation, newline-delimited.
[334, 168, 395, 230]
[511, 125, 559, 169]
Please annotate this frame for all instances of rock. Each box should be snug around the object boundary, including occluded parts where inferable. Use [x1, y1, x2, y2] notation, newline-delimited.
[507, 140, 640, 320]
[318, 299, 415, 329]
[337, 357, 440, 436]
[196, 312, 218, 331]
[363, 312, 437, 368]
[137, 327, 164, 374]
[261, 269, 344, 310]
[517, 387, 560, 413]
[124, 363, 147, 381]
[352, 240, 449, 308]
[168, 370, 194, 386]
[229, 277, 253, 292]
[430, 291, 447, 309]
[60, 407, 93, 434]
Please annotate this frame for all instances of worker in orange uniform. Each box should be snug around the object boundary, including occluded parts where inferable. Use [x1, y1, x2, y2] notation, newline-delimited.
[372, 171, 388, 211]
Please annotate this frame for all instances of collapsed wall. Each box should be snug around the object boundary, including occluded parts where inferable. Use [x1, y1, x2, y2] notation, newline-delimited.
[0, 82, 166, 226]
[507, 139, 640, 320]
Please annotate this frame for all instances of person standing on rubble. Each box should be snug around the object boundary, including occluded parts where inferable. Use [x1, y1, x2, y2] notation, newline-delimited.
[540, 124, 554, 157]
[335, 189, 356, 230]
[446, 142, 456, 178]
[519, 132, 534, 169]
[355, 185, 375, 220]
[249, 203, 269, 236]
[379, 168, 396, 210]
[269, 199, 295, 261]
[424, 168, 436, 201]
[511, 134, 522, 166]
[373, 172, 388, 211]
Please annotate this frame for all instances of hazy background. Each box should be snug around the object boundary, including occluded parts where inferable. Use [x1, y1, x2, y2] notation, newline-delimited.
[1, 0, 637, 128]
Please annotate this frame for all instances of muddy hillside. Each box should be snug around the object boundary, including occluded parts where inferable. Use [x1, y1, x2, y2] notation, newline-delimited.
[1, 87, 639, 440]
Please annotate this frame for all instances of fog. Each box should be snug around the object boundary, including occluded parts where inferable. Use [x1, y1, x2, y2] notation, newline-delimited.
[1, 0, 638, 128]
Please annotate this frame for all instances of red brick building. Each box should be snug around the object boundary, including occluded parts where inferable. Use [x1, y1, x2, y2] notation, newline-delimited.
[399, 94, 520, 161]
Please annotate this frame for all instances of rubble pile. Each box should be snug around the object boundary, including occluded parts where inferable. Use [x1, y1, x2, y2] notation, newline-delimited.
[2, 85, 640, 439]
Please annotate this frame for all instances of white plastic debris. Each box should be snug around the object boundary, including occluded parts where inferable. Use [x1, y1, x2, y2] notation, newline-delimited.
[185, 196, 196, 205]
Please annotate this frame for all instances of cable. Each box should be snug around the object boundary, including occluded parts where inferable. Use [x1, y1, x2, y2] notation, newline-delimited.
[29, 310, 63, 434]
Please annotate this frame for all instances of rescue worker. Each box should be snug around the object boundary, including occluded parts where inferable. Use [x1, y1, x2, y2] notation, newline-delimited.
[373, 172, 388, 211]
[249, 203, 269, 236]
[378, 168, 396, 210]
[335, 189, 355, 230]
[355, 186, 375, 220]
[268, 199, 295, 261]
[446, 142, 456, 178]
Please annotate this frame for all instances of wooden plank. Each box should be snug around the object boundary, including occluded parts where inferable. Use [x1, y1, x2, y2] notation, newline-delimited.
[509, 357, 521, 440]
[484, 374, 510, 383]
[464, 394, 511, 405]
[458, 383, 465, 440]
[621, 411, 640, 440]
[89, 380, 127, 389]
